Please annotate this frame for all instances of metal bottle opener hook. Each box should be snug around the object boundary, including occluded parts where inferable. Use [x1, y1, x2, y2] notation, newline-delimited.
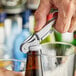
[20, 10, 58, 53]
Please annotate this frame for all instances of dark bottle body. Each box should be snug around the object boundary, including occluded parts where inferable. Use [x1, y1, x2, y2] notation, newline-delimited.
[25, 51, 43, 76]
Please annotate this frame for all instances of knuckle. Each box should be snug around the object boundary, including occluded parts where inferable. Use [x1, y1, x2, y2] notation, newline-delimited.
[34, 11, 42, 20]
[35, 11, 41, 17]
[58, 29, 66, 33]
[55, 26, 67, 33]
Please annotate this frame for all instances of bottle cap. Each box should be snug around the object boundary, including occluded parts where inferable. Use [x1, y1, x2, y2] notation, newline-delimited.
[29, 45, 41, 51]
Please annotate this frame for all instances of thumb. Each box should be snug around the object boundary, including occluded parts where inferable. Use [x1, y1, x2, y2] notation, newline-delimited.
[0, 68, 22, 76]
[34, 0, 51, 32]
[5, 70, 22, 76]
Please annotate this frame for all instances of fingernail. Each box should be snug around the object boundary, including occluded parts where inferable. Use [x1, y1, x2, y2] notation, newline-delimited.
[34, 26, 40, 32]
[68, 29, 74, 32]
[63, 29, 68, 33]
[34, 21, 41, 32]
[63, 25, 69, 33]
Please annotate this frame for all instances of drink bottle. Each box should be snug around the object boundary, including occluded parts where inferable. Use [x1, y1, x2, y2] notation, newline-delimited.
[5, 14, 22, 59]
[54, 31, 73, 43]
[71, 31, 76, 46]
[0, 6, 6, 44]
[0, 6, 12, 67]
[13, 10, 31, 71]
[25, 45, 43, 76]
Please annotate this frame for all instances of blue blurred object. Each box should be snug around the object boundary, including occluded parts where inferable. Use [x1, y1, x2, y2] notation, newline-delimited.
[13, 61, 21, 72]
[13, 9, 31, 71]
[0, 12, 6, 22]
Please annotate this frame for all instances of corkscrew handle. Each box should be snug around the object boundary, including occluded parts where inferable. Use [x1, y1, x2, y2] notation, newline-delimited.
[20, 10, 58, 53]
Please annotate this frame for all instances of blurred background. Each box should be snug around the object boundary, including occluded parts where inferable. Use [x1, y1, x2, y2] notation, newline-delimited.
[0, 0, 76, 65]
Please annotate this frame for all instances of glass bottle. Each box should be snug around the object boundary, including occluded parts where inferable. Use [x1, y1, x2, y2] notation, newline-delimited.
[4, 14, 22, 59]
[13, 10, 31, 71]
[71, 31, 76, 46]
[0, 6, 6, 44]
[25, 45, 43, 76]
[54, 31, 73, 43]
[0, 6, 12, 66]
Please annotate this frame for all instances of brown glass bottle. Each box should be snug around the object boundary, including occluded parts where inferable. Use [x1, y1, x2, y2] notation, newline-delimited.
[25, 46, 43, 76]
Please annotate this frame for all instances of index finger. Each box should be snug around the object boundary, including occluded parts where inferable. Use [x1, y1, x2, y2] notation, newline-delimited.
[55, 1, 74, 33]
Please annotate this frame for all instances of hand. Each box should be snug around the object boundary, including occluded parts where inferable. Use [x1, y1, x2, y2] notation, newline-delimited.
[75, 71, 76, 76]
[0, 68, 22, 76]
[0, 68, 75, 76]
[34, 0, 76, 33]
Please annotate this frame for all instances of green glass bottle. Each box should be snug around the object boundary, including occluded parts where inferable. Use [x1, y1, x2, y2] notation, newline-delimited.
[54, 30, 74, 44]
[71, 31, 76, 46]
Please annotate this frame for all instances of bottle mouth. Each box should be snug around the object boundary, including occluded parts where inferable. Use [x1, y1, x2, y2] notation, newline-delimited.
[29, 45, 41, 51]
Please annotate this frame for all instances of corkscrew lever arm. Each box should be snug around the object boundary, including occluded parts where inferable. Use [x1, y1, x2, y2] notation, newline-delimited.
[20, 12, 58, 53]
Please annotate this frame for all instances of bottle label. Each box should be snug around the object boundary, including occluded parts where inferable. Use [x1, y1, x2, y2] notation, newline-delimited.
[62, 32, 73, 42]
